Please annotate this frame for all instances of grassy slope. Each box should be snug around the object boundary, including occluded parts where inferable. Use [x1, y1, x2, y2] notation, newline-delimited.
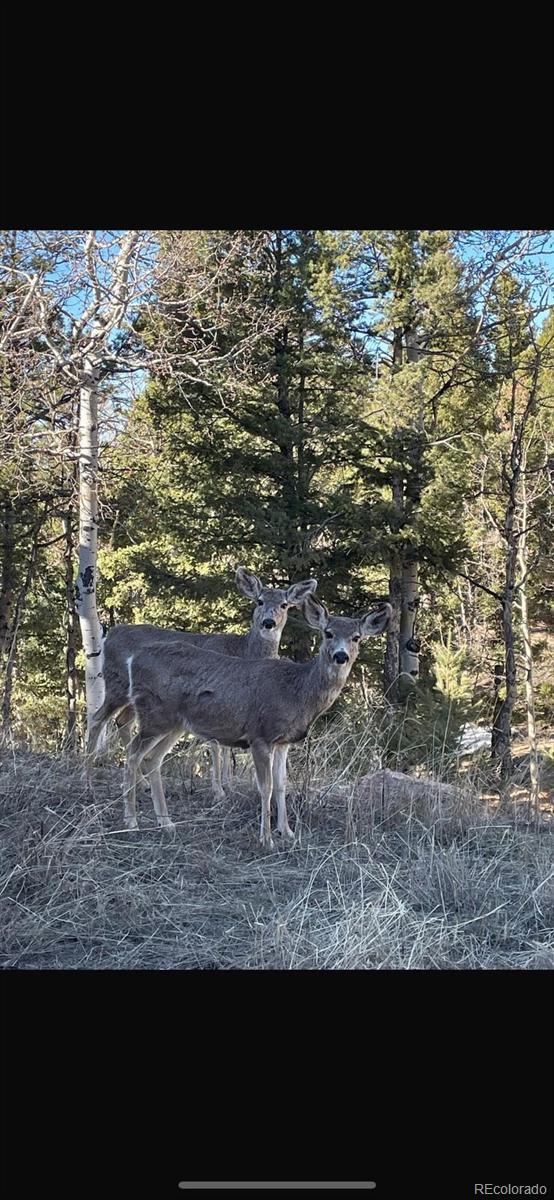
[1, 738, 553, 970]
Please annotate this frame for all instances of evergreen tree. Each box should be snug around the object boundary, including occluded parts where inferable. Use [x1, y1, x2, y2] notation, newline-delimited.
[129, 230, 374, 659]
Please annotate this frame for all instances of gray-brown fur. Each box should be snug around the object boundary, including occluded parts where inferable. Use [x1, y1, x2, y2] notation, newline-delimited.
[120, 596, 391, 847]
[101, 574, 317, 711]
[128, 630, 353, 747]
[86, 568, 317, 798]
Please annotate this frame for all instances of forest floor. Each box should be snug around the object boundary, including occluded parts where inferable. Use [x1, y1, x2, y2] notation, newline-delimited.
[0, 737, 553, 970]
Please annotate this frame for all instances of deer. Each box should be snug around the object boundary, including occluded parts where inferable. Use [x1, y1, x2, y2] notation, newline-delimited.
[88, 594, 391, 845]
[86, 567, 318, 802]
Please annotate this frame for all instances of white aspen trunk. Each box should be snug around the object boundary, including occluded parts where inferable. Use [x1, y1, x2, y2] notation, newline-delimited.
[383, 561, 402, 702]
[75, 352, 104, 732]
[63, 509, 78, 750]
[73, 234, 140, 741]
[399, 558, 419, 684]
[383, 464, 403, 702]
[517, 455, 540, 814]
[399, 327, 422, 690]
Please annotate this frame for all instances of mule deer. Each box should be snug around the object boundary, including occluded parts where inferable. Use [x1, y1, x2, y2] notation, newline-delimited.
[87, 568, 317, 800]
[90, 595, 391, 845]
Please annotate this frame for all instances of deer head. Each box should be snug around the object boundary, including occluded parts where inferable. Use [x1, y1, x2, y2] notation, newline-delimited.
[303, 594, 392, 675]
[235, 567, 318, 642]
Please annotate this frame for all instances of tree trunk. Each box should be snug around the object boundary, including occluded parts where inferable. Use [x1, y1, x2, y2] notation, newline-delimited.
[272, 232, 311, 662]
[291, 319, 313, 662]
[399, 557, 420, 688]
[75, 354, 104, 734]
[400, 327, 422, 691]
[383, 310, 424, 699]
[1, 519, 42, 740]
[490, 663, 504, 761]
[383, 562, 402, 702]
[63, 509, 78, 751]
[492, 490, 518, 781]
[495, 590, 516, 782]
[490, 357, 542, 782]
[517, 455, 540, 813]
[383, 461, 404, 699]
[0, 501, 16, 656]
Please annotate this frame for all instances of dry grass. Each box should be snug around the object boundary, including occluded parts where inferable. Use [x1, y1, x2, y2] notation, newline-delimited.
[1, 725, 553, 970]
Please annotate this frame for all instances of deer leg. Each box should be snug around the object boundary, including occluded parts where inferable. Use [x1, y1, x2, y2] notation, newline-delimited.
[123, 734, 140, 830]
[209, 741, 226, 802]
[273, 744, 294, 841]
[221, 746, 233, 790]
[123, 732, 164, 831]
[141, 729, 184, 831]
[116, 706, 150, 789]
[251, 740, 275, 851]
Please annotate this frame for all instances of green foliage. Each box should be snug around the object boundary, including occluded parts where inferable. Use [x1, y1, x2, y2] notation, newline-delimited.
[536, 683, 554, 724]
[432, 632, 474, 703]
[384, 631, 481, 772]
[385, 686, 480, 775]
[2, 229, 553, 759]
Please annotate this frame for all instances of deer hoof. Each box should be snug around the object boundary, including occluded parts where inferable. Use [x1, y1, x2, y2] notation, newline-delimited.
[212, 787, 226, 802]
[124, 817, 139, 831]
[278, 826, 296, 843]
[158, 818, 176, 832]
[260, 834, 275, 851]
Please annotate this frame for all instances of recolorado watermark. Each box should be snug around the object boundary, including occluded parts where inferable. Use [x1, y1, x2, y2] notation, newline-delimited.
[474, 1187, 548, 1196]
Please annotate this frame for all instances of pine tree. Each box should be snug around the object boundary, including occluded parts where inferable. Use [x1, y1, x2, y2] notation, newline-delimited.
[132, 230, 374, 659]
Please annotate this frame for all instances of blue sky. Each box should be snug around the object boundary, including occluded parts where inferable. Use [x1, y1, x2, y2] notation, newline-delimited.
[29, 229, 554, 409]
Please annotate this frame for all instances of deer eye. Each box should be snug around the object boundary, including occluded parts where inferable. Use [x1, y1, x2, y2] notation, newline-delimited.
[352, 634, 361, 642]
[281, 602, 287, 609]
[325, 630, 333, 639]
[257, 599, 264, 606]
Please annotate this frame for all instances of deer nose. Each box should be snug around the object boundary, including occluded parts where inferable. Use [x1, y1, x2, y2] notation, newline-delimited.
[262, 618, 276, 629]
[333, 650, 349, 664]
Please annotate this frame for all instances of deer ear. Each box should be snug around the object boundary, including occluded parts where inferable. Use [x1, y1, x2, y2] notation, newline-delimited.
[286, 578, 318, 606]
[235, 567, 263, 600]
[359, 603, 392, 638]
[302, 594, 329, 631]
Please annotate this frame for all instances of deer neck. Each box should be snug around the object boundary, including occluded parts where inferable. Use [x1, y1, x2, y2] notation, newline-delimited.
[244, 625, 281, 660]
[301, 651, 353, 722]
